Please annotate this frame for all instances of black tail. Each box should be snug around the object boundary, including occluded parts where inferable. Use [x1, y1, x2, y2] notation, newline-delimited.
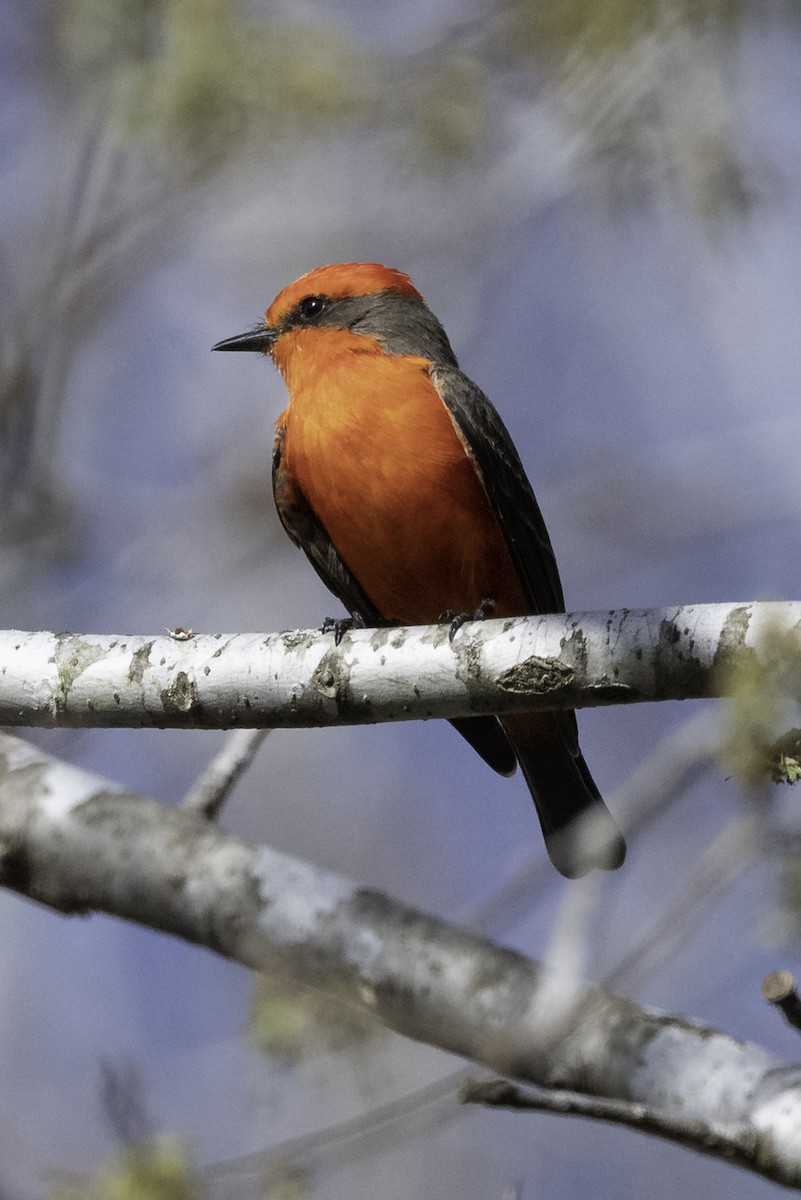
[504, 715, 625, 878]
[449, 715, 517, 777]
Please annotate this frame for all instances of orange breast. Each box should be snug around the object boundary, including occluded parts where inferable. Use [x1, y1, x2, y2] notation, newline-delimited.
[278, 329, 528, 623]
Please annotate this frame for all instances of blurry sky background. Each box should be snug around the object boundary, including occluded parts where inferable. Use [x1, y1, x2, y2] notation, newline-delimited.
[2, 1, 801, 1197]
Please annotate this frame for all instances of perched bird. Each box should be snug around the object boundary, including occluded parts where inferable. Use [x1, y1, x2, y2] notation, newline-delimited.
[214, 262, 624, 876]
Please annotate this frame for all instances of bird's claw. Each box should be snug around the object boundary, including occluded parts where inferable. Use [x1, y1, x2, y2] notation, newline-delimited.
[442, 598, 496, 642]
[321, 613, 366, 646]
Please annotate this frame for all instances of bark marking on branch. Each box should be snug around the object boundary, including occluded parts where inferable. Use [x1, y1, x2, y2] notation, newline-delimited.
[1, 603, 800, 732]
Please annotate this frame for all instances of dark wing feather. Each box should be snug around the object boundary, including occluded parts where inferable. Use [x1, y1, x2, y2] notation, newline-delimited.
[272, 418, 517, 776]
[430, 366, 581, 758]
[430, 365, 565, 614]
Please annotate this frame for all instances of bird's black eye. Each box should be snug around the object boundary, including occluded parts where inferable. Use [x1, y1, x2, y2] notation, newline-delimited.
[298, 295, 328, 322]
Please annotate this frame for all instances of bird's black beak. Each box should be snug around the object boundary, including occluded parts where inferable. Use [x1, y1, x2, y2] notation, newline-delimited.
[212, 326, 278, 353]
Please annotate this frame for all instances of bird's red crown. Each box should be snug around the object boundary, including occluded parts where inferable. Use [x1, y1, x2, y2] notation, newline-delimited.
[266, 263, 422, 326]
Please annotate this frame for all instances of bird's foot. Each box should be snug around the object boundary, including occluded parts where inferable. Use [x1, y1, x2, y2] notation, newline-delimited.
[441, 598, 496, 643]
[321, 613, 366, 646]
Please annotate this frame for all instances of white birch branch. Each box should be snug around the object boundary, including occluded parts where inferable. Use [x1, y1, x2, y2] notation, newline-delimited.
[1, 730, 800, 1186]
[1, 601, 800, 729]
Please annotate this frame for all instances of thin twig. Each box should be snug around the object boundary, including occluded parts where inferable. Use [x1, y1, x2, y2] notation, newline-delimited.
[604, 814, 758, 996]
[461, 1079, 760, 1177]
[200, 1072, 464, 1192]
[181, 728, 270, 819]
[763, 971, 801, 1036]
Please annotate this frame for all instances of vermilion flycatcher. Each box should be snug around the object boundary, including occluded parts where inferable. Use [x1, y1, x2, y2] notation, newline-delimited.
[214, 262, 624, 876]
